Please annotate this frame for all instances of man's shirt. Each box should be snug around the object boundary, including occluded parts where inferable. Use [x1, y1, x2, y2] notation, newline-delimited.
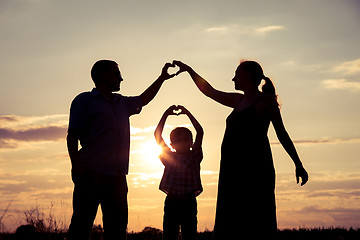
[68, 88, 142, 176]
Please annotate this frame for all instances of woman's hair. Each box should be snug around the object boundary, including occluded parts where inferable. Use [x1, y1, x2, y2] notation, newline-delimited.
[239, 60, 279, 107]
[170, 127, 193, 144]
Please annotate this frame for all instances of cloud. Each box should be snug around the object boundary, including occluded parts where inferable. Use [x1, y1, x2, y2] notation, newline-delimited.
[322, 79, 360, 92]
[271, 137, 360, 146]
[130, 124, 192, 136]
[127, 172, 164, 188]
[308, 178, 360, 192]
[276, 171, 360, 196]
[276, 171, 360, 228]
[302, 205, 360, 214]
[0, 170, 71, 195]
[200, 170, 218, 175]
[334, 58, 360, 75]
[0, 114, 68, 129]
[255, 25, 285, 35]
[0, 114, 193, 149]
[0, 139, 17, 149]
[0, 126, 67, 142]
[306, 190, 360, 199]
[0, 116, 18, 122]
[204, 24, 286, 36]
[323, 59, 360, 92]
[0, 114, 68, 149]
[130, 125, 156, 135]
[292, 205, 360, 227]
[205, 26, 229, 33]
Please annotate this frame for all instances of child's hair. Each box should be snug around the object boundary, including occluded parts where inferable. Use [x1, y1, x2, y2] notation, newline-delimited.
[170, 127, 193, 143]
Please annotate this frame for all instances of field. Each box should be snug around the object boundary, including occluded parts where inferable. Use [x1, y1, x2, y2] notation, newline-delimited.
[1, 205, 359, 239]
[1, 226, 360, 240]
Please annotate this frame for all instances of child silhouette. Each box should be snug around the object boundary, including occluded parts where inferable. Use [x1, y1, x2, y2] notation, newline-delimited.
[154, 105, 204, 240]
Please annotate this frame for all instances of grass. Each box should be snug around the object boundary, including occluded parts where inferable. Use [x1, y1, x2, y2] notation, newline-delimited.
[0, 226, 360, 240]
[0, 204, 359, 239]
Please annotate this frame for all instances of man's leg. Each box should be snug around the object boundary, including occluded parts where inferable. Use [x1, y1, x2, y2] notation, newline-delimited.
[68, 179, 99, 240]
[101, 175, 128, 240]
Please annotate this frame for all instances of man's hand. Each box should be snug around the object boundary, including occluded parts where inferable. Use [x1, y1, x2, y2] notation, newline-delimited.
[160, 63, 177, 80]
[71, 161, 85, 184]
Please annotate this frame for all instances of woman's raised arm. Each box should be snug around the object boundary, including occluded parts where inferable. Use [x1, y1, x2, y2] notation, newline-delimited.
[173, 60, 242, 108]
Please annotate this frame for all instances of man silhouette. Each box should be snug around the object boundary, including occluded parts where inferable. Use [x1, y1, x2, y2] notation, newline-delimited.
[67, 60, 175, 240]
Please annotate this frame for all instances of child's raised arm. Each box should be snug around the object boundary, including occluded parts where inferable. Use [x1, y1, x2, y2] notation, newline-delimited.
[154, 105, 178, 147]
[178, 105, 204, 150]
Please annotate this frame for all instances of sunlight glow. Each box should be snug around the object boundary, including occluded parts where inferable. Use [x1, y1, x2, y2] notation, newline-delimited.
[141, 140, 163, 163]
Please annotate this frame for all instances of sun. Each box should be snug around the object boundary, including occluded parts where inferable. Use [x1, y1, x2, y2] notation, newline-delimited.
[141, 140, 163, 163]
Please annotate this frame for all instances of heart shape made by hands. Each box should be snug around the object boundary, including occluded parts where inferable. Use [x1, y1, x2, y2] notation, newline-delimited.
[167, 65, 180, 76]
[173, 108, 182, 115]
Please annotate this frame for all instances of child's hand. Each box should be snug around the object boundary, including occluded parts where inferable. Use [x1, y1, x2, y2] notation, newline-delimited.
[165, 105, 188, 116]
[172, 60, 191, 76]
[175, 105, 190, 115]
[165, 105, 179, 116]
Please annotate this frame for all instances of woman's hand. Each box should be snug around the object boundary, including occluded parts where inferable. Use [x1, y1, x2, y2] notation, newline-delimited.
[296, 164, 309, 186]
[173, 60, 192, 75]
[173, 60, 242, 108]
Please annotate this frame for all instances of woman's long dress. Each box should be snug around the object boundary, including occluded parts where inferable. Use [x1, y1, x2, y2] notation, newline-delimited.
[213, 101, 277, 239]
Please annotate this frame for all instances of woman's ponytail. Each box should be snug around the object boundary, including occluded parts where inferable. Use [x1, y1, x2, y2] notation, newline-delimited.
[262, 75, 280, 108]
[239, 60, 280, 108]
[262, 76, 275, 95]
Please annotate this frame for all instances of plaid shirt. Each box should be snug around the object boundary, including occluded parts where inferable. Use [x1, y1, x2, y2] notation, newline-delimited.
[159, 146, 203, 197]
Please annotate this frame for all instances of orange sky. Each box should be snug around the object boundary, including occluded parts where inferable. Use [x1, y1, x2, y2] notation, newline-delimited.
[1, 0, 360, 233]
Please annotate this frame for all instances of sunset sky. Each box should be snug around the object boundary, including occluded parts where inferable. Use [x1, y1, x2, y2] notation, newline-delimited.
[1, 0, 360, 232]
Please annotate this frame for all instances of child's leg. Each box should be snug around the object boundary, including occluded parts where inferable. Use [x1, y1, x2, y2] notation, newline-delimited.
[180, 197, 197, 240]
[163, 196, 180, 240]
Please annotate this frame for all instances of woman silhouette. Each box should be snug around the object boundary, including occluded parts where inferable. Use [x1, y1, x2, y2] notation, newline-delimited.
[173, 60, 308, 239]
